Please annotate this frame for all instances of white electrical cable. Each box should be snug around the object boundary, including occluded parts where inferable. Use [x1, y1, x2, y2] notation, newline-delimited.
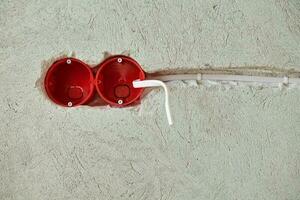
[154, 74, 300, 84]
[133, 80, 173, 126]
[133, 74, 299, 126]
[153, 74, 198, 81]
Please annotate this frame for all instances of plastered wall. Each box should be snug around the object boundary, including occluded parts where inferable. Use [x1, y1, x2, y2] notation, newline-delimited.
[0, 1, 299, 199]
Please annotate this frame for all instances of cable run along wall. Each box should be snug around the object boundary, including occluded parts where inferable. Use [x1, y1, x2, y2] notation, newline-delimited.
[44, 55, 300, 126]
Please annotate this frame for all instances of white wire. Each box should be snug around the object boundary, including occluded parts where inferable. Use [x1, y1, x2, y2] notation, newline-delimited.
[132, 74, 300, 126]
[154, 74, 300, 84]
[133, 80, 173, 126]
[153, 74, 198, 81]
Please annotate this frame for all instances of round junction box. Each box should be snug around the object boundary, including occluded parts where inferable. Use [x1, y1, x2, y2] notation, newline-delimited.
[44, 58, 94, 107]
[95, 55, 145, 107]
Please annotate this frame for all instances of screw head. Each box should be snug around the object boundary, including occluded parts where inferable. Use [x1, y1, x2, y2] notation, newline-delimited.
[117, 99, 123, 105]
[66, 59, 72, 64]
[117, 58, 122, 63]
[67, 102, 73, 107]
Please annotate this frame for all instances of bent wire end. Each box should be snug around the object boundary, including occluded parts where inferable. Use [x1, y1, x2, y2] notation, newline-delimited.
[133, 80, 173, 126]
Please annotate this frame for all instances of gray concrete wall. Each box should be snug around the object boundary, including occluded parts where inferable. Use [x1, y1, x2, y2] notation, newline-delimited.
[0, 0, 299, 200]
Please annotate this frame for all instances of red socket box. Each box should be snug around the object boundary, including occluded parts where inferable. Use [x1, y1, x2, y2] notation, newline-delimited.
[44, 55, 145, 107]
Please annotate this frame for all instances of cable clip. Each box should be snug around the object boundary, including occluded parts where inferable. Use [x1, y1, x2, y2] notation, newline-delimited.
[283, 76, 289, 85]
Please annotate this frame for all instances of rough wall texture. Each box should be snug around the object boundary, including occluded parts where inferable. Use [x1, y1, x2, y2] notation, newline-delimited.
[0, 0, 299, 200]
